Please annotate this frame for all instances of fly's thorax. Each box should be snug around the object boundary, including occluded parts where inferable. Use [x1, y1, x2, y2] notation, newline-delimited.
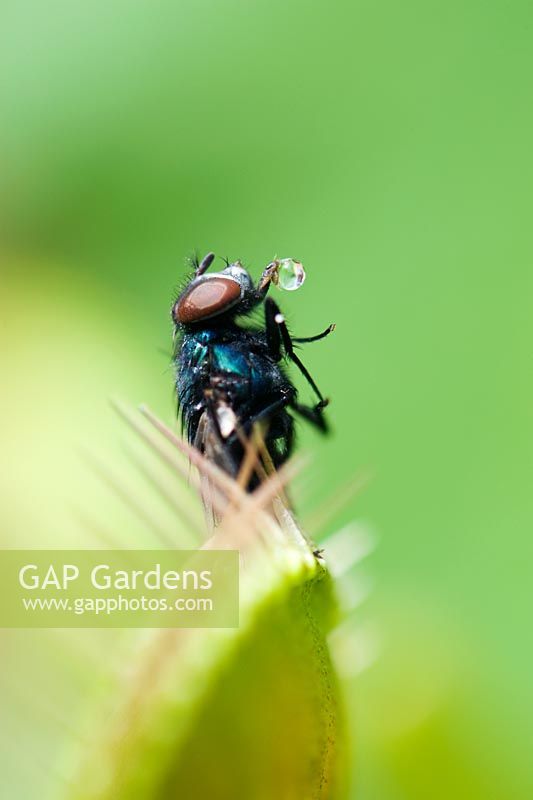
[176, 327, 251, 403]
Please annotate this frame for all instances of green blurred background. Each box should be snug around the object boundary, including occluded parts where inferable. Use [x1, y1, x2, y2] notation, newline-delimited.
[1, 1, 532, 797]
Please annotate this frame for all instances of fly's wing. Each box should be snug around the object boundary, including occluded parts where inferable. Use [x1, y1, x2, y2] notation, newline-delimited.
[193, 404, 290, 530]
[193, 410, 238, 532]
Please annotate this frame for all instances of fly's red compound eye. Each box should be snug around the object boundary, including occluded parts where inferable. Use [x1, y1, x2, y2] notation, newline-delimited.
[173, 277, 242, 324]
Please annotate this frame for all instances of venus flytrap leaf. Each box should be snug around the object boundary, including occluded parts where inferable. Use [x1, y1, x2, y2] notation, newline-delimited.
[67, 409, 348, 800]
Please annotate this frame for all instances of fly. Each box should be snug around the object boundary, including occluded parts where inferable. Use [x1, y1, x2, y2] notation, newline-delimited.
[171, 252, 334, 503]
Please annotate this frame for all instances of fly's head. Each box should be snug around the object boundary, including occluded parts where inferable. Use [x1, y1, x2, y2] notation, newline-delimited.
[172, 254, 258, 328]
[171, 252, 307, 328]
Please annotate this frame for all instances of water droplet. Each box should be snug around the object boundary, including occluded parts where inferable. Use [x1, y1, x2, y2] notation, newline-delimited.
[276, 258, 306, 291]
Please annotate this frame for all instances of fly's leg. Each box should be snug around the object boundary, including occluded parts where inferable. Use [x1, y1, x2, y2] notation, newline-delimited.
[264, 297, 330, 411]
[255, 261, 280, 300]
[224, 393, 295, 447]
[292, 323, 336, 343]
[290, 400, 329, 433]
[254, 258, 302, 307]
[231, 389, 327, 439]
[265, 296, 283, 359]
[229, 394, 296, 481]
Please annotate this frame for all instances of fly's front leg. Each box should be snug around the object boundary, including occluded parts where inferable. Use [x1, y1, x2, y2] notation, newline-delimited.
[255, 261, 280, 301]
[264, 297, 330, 410]
[265, 296, 283, 360]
